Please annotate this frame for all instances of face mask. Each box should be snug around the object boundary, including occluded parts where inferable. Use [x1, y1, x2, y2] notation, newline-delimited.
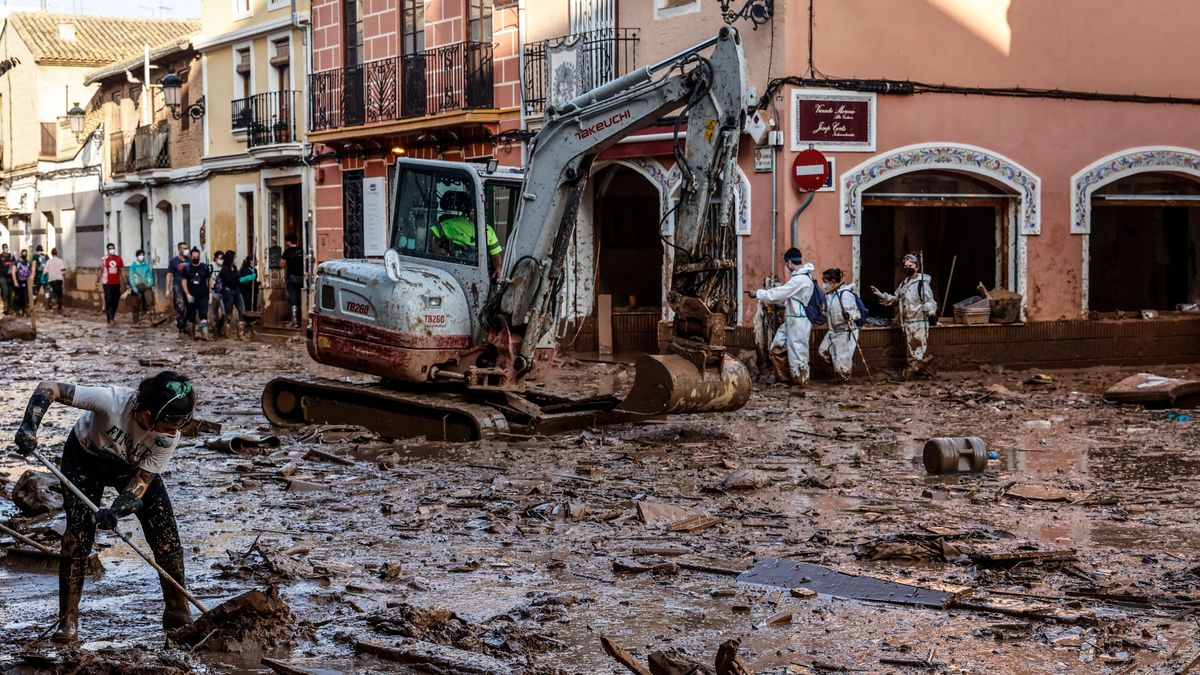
[904, 267, 916, 276]
[107, 249, 115, 255]
[137, 254, 145, 261]
[191, 256, 200, 264]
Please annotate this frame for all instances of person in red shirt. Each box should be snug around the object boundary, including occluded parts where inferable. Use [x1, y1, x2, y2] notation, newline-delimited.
[101, 243, 124, 325]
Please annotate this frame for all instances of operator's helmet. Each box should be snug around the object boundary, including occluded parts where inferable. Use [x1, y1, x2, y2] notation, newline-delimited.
[440, 190, 471, 215]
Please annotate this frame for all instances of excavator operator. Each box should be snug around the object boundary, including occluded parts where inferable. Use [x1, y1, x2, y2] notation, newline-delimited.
[431, 190, 503, 278]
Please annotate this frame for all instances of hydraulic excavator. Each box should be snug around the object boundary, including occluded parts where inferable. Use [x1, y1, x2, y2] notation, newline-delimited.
[262, 27, 751, 441]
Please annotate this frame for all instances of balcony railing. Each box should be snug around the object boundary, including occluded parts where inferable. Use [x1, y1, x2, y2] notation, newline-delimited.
[308, 41, 494, 133]
[232, 90, 300, 147]
[133, 121, 170, 171]
[524, 28, 639, 116]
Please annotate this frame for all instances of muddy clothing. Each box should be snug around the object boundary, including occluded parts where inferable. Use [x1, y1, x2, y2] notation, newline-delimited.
[130, 260, 154, 319]
[875, 273, 936, 374]
[168, 256, 189, 330]
[0, 251, 13, 311]
[217, 266, 248, 329]
[183, 262, 212, 329]
[59, 433, 186, 635]
[818, 283, 862, 380]
[757, 263, 816, 384]
[45, 257, 66, 311]
[71, 385, 180, 473]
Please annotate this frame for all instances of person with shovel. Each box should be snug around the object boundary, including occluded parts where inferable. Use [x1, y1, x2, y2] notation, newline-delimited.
[13, 371, 197, 644]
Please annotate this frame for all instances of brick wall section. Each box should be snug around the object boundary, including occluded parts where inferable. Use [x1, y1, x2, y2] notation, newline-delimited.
[314, 158, 343, 260]
[363, 0, 398, 62]
[493, 4, 519, 110]
[427, 0, 463, 49]
[167, 56, 204, 167]
[311, 0, 342, 72]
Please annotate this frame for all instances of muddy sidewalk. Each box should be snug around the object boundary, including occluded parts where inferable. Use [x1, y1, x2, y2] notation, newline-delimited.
[2, 314, 1200, 673]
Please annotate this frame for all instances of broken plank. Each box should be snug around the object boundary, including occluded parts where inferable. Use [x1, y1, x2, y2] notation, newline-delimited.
[304, 447, 355, 466]
[354, 639, 513, 675]
[260, 657, 344, 675]
[602, 636, 653, 675]
[667, 515, 724, 533]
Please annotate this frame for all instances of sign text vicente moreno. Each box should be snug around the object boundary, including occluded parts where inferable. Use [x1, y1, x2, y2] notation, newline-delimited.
[791, 89, 876, 152]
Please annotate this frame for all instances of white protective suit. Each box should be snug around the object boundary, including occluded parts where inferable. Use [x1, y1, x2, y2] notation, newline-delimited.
[818, 282, 862, 380]
[875, 273, 937, 374]
[756, 263, 815, 384]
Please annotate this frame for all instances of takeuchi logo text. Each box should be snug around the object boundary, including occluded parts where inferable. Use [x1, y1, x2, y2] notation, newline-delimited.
[577, 110, 631, 140]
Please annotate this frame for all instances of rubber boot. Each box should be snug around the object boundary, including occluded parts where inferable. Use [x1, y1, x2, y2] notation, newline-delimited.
[290, 306, 300, 329]
[52, 579, 82, 644]
[199, 321, 210, 341]
[769, 346, 792, 385]
[162, 583, 193, 632]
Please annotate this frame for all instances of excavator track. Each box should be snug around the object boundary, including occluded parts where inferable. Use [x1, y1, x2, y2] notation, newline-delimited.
[261, 377, 662, 442]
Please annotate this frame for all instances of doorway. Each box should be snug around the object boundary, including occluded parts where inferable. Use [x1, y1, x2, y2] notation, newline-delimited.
[860, 171, 1014, 319]
[1088, 173, 1200, 312]
[342, 170, 365, 258]
[593, 164, 662, 353]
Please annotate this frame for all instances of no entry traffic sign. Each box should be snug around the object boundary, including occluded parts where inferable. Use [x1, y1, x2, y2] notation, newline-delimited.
[791, 148, 830, 193]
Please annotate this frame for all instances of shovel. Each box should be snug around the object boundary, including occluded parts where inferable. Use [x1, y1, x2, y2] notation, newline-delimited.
[28, 448, 209, 614]
[28, 447, 291, 645]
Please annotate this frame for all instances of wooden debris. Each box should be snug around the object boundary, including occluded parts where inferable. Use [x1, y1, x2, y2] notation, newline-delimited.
[601, 636, 653, 675]
[354, 638, 513, 674]
[667, 515, 724, 533]
[637, 502, 692, 526]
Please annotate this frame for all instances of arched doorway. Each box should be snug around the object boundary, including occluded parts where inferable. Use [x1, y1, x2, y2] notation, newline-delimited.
[156, 199, 174, 265]
[859, 170, 1017, 318]
[1087, 173, 1200, 312]
[592, 164, 663, 353]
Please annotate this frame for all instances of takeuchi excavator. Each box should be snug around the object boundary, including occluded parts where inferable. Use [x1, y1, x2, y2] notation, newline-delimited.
[262, 27, 752, 441]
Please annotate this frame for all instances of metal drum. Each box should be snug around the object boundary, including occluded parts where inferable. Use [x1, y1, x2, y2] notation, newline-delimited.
[922, 436, 989, 475]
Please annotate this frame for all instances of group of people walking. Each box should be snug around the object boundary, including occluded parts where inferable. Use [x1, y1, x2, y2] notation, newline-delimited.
[99, 241, 262, 340]
[0, 243, 66, 315]
[750, 248, 937, 386]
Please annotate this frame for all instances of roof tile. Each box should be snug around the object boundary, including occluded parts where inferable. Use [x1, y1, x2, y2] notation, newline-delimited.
[7, 12, 200, 66]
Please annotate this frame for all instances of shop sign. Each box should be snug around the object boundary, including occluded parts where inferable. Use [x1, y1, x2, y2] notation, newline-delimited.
[791, 88, 876, 152]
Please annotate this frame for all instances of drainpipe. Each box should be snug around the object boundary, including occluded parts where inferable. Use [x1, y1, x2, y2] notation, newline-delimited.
[770, 142, 777, 283]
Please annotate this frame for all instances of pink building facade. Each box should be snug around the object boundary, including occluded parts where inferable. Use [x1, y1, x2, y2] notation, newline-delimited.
[307, 0, 521, 260]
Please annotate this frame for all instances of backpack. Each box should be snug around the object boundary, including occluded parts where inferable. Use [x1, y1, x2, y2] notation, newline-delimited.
[803, 273, 826, 325]
[853, 292, 869, 327]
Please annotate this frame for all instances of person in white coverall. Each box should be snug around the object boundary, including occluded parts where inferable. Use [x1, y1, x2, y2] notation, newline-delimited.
[818, 268, 861, 381]
[872, 253, 937, 378]
[749, 248, 815, 386]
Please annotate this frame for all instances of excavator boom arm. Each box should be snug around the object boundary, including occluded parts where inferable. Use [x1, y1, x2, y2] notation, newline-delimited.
[490, 27, 748, 383]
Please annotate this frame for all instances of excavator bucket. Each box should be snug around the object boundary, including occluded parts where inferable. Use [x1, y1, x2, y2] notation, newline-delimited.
[617, 353, 751, 415]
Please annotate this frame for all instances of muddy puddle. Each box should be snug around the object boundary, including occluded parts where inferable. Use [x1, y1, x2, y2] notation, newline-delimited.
[3, 313, 1200, 673]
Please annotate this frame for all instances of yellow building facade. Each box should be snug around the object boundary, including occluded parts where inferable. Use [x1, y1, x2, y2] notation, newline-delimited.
[196, 0, 310, 326]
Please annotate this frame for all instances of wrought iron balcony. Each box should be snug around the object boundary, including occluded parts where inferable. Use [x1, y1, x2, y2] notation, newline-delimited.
[523, 28, 639, 116]
[308, 41, 495, 133]
[232, 90, 300, 147]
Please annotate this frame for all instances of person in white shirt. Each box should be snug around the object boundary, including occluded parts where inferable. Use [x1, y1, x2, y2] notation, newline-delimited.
[14, 371, 197, 644]
[43, 247, 66, 313]
[749, 248, 816, 387]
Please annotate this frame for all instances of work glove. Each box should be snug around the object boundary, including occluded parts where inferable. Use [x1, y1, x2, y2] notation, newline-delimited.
[745, 290, 756, 299]
[95, 492, 143, 531]
[14, 425, 36, 457]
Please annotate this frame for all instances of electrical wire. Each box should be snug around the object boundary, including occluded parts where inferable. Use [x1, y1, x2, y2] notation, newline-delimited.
[753, 74, 1200, 113]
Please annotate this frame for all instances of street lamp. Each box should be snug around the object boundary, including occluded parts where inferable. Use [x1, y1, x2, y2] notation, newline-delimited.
[160, 72, 206, 120]
[67, 102, 85, 141]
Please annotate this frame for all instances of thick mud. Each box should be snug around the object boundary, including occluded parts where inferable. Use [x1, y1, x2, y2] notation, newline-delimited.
[2, 313, 1200, 673]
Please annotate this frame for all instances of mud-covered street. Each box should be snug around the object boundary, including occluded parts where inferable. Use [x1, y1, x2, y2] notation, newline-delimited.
[3, 313, 1200, 673]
